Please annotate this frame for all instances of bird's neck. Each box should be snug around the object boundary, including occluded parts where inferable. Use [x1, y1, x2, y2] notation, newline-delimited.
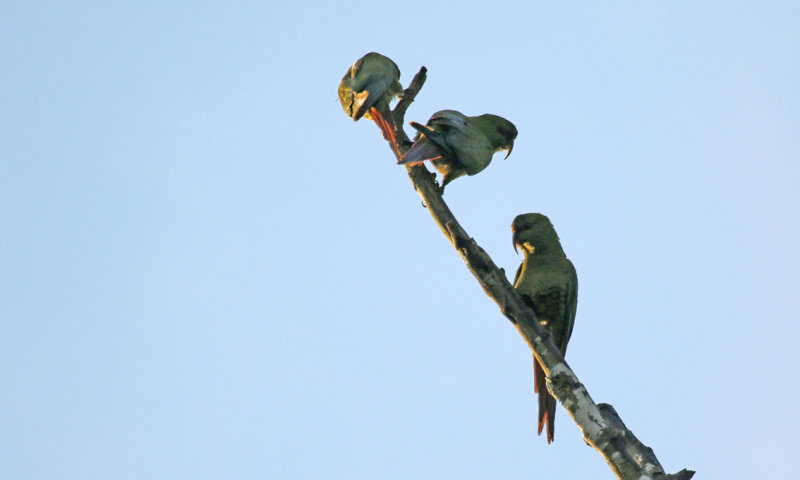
[527, 243, 564, 258]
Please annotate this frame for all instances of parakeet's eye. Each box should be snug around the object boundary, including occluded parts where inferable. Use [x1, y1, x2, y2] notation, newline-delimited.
[498, 123, 518, 139]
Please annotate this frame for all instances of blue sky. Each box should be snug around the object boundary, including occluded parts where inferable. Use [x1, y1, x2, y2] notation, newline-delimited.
[2, 1, 798, 478]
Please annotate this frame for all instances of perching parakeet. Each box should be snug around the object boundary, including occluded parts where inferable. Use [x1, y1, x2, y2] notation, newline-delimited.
[397, 110, 517, 191]
[511, 213, 578, 444]
[338, 52, 403, 153]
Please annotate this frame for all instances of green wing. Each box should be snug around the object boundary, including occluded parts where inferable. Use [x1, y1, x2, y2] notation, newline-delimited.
[561, 259, 578, 354]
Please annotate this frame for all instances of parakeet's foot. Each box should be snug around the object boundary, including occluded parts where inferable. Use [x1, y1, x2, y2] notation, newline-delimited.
[424, 170, 445, 195]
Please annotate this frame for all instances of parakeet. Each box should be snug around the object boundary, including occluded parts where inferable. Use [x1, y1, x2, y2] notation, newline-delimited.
[511, 213, 578, 444]
[338, 52, 403, 153]
[397, 109, 517, 191]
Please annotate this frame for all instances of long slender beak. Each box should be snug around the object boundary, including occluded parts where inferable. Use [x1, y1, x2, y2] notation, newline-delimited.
[504, 139, 514, 159]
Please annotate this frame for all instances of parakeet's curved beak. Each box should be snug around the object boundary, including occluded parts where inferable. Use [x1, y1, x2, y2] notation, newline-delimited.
[512, 230, 519, 254]
[504, 139, 514, 159]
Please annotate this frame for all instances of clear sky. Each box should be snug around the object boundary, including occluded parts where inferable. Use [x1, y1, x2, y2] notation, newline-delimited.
[2, 1, 798, 478]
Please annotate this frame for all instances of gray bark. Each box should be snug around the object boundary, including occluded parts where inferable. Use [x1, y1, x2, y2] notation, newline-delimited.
[372, 65, 695, 480]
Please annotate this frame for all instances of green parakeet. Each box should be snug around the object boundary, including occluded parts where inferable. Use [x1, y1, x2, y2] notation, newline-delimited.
[511, 213, 578, 444]
[397, 110, 517, 190]
[338, 52, 403, 153]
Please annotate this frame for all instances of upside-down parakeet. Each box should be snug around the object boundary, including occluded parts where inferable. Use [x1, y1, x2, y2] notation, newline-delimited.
[397, 109, 517, 191]
[338, 52, 403, 153]
[511, 213, 578, 444]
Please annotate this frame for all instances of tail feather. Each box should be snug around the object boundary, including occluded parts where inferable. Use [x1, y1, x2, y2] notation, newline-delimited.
[410, 121, 448, 146]
[368, 106, 399, 155]
[534, 355, 556, 443]
[397, 136, 443, 166]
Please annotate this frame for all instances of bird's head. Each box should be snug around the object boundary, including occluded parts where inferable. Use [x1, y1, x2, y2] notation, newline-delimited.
[477, 114, 518, 159]
[338, 52, 400, 121]
[511, 213, 563, 255]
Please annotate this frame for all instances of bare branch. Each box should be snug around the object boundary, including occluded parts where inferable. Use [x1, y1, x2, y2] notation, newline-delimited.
[393, 66, 427, 147]
[364, 62, 694, 480]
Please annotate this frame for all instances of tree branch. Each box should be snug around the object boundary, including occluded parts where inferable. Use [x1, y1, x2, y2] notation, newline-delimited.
[393, 66, 427, 143]
[372, 64, 693, 480]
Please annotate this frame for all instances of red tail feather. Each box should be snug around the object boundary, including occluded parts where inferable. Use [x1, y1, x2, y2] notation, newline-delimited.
[369, 107, 398, 155]
[534, 356, 556, 443]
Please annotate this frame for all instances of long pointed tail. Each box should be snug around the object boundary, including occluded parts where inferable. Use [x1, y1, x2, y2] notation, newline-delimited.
[534, 355, 556, 443]
[397, 136, 443, 166]
[369, 105, 399, 156]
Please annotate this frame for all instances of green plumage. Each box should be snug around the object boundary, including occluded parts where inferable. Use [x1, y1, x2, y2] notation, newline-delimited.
[338, 52, 403, 152]
[338, 52, 402, 121]
[398, 110, 517, 190]
[512, 213, 578, 444]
